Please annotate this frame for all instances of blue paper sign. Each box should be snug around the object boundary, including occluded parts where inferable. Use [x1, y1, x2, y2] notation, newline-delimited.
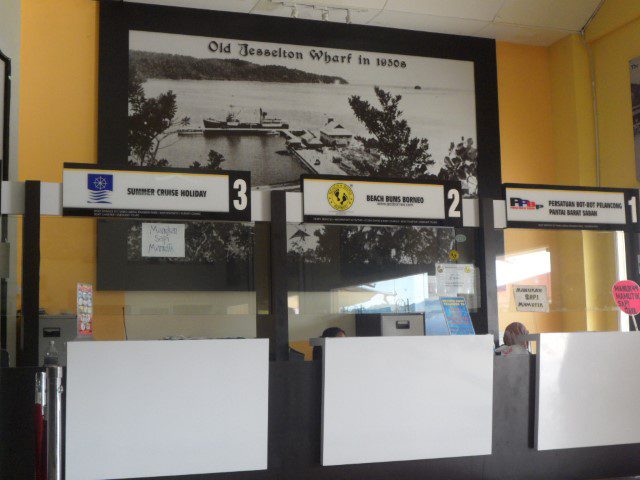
[424, 299, 450, 336]
[440, 297, 475, 335]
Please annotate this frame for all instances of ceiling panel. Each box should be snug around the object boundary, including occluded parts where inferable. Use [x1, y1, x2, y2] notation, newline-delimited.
[476, 22, 571, 46]
[122, 0, 603, 46]
[252, 0, 381, 24]
[495, 0, 602, 30]
[124, 0, 260, 13]
[383, 0, 504, 22]
[369, 10, 489, 37]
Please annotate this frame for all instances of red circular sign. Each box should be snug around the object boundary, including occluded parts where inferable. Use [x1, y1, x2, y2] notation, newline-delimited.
[612, 280, 640, 316]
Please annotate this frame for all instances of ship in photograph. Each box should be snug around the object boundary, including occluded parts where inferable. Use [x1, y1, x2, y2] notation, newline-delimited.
[629, 56, 640, 181]
[202, 107, 289, 133]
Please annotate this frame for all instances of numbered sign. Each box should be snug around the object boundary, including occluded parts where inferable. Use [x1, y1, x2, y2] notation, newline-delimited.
[63, 163, 251, 221]
[504, 184, 638, 231]
[302, 175, 463, 227]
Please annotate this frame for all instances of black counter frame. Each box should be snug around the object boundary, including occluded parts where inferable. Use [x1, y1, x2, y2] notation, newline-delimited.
[4, 358, 640, 479]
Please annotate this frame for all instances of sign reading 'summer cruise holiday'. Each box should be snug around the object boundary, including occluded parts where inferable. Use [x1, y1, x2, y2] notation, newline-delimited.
[302, 175, 463, 226]
[62, 163, 250, 220]
[504, 184, 638, 230]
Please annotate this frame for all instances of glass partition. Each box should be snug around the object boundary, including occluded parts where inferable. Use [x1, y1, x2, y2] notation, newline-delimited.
[287, 222, 482, 359]
[27, 216, 269, 365]
[498, 228, 626, 340]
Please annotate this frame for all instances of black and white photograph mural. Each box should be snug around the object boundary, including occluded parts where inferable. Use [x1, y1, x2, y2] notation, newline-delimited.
[286, 223, 460, 293]
[99, 19, 485, 292]
[128, 30, 478, 195]
[630, 56, 640, 181]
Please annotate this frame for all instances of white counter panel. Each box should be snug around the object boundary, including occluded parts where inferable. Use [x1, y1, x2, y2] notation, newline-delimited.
[322, 335, 494, 466]
[536, 332, 640, 450]
[65, 339, 269, 479]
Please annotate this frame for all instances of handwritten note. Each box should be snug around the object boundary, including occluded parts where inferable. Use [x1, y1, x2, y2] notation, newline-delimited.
[513, 285, 549, 312]
[612, 280, 640, 315]
[141, 223, 185, 258]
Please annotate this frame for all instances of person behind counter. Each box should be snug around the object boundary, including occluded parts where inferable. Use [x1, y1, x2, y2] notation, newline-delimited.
[495, 322, 530, 356]
[312, 327, 346, 361]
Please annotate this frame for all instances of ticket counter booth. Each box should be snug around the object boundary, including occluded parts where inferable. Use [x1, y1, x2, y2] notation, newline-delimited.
[3, 150, 640, 476]
[3, 2, 640, 480]
[6, 172, 639, 479]
[493, 184, 640, 458]
[12, 168, 269, 366]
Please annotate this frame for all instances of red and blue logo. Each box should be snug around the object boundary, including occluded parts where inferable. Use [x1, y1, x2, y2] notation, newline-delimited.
[510, 197, 543, 210]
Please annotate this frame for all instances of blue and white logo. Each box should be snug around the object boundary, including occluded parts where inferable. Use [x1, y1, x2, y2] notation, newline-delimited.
[87, 173, 113, 204]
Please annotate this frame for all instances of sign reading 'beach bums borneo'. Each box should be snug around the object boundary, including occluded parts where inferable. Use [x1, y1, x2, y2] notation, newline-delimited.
[504, 184, 638, 231]
[302, 175, 463, 227]
[62, 163, 250, 221]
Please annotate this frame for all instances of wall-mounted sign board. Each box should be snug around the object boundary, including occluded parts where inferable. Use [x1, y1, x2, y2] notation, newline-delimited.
[504, 184, 637, 231]
[302, 175, 463, 227]
[62, 164, 250, 221]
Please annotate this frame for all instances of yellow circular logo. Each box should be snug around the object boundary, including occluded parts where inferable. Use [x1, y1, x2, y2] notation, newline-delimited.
[449, 250, 460, 261]
[327, 183, 355, 211]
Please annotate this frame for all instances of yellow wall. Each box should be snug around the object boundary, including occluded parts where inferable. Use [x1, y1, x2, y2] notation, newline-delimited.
[495, 42, 565, 334]
[16, 0, 637, 339]
[496, 42, 556, 184]
[19, 0, 124, 339]
[590, 16, 640, 189]
[585, 0, 640, 43]
[581, 9, 640, 331]
[496, 30, 623, 334]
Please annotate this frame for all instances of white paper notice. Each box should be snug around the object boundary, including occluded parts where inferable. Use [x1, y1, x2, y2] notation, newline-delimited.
[141, 223, 185, 258]
[513, 285, 549, 312]
[435, 264, 475, 295]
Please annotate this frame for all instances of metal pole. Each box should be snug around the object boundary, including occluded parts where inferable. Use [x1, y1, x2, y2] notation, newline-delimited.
[0, 48, 11, 351]
[46, 366, 63, 480]
[35, 371, 47, 480]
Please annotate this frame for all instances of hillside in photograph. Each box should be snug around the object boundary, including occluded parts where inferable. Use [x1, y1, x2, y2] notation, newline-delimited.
[130, 50, 348, 84]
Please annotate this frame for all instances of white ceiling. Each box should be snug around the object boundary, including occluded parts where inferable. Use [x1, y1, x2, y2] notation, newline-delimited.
[125, 0, 604, 46]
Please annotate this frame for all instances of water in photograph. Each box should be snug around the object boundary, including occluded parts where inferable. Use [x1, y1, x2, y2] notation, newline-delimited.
[142, 79, 476, 187]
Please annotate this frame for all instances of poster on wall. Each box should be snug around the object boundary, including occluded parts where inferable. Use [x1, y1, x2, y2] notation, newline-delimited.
[440, 297, 475, 335]
[126, 30, 478, 195]
[630, 57, 640, 181]
[97, 5, 499, 292]
[76, 283, 93, 337]
[435, 263, 475, 295]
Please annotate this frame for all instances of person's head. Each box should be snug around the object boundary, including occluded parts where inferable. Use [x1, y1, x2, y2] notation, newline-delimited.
[312, 327, 346, 361]
[503, 322, 529, 347]
[321, 327, 346, 338]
